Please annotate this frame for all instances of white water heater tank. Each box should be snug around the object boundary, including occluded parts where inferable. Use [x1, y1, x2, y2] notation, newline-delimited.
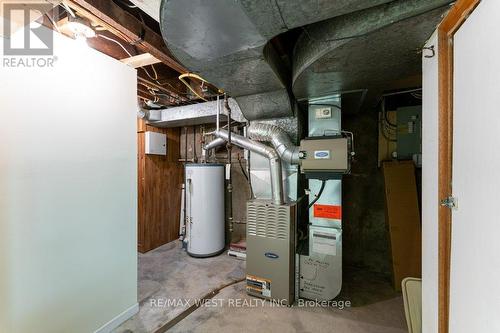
[185, 163, 225, 257]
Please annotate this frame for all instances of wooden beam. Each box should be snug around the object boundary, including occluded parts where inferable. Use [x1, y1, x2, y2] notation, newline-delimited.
[437, 1, 481, 333]
[67, 0, 187, 73]
[121, 53, 161, 68]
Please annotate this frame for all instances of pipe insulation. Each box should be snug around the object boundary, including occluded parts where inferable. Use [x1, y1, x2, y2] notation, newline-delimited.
[205, 130, 284, 205]
[247, 123, 300, 165]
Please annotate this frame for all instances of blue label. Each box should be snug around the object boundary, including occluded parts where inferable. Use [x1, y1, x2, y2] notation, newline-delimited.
[314, 150, 331, 159]
[264, 252, 279, 259]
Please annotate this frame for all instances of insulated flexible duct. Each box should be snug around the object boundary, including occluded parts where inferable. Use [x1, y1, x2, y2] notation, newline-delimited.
[247, 123, 300, 165]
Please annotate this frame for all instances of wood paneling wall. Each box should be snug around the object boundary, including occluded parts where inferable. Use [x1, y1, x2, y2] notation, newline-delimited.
[138, 120, 183, 253]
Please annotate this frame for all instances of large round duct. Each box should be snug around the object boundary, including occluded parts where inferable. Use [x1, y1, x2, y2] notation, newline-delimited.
[159, 0, 453, 119]
[292, 0, 452, 100]
[159, 0, 394, 120]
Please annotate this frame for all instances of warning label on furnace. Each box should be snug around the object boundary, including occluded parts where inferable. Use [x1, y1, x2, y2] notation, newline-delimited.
[312, 230, 337, 255]
[246, 275, 271, 298]
[313, 204, 342, 219]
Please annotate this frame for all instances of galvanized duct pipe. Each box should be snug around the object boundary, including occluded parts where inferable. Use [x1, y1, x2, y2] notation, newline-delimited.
[203, 137, 226, 151]
[247, 123, 300, 165]
[206, 129, 283, 205]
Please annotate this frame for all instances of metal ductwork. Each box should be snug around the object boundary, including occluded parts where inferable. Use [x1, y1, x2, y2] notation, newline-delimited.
[247, 123, 299, 165]
[206, 129, 284, 205]
[292, 0, 453, 100]
[143, 98, 245, 127]
[203, 137, 226, 151]
[159, 0, 394, 120]
[159, 0, 452, 120]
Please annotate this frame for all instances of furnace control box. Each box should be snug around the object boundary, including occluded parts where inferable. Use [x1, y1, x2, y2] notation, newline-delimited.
[299, 137, 350, 178]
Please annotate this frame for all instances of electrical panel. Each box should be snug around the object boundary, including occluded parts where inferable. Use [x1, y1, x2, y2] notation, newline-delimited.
[396, 106, 422, 161]
[299, 137, 350, 177]
[145, 131, 167, 155]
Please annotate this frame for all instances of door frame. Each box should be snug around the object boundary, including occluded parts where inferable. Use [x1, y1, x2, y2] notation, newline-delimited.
[437, 1, 481, 332]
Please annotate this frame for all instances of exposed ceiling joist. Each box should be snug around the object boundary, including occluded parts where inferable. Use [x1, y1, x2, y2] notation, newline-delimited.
[138, 76, 189, 104]
[67, 0, 186, 73]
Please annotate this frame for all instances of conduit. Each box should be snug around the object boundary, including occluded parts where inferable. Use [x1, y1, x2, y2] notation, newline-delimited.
[225, 95, 234, 233]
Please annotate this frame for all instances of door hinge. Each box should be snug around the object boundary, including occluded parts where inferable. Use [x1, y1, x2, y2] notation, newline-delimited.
[441, 196, 458, 210]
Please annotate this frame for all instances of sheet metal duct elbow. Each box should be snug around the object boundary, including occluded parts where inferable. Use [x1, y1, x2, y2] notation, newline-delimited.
[214, 129, 284, 205]
[247, 123, 300, 165]
[203, 137, 226, 151]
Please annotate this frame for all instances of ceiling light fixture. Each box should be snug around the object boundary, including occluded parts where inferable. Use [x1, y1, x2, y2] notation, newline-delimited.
[66, 16, 96, 40]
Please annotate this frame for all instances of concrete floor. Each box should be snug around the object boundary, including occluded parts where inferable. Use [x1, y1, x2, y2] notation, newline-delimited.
[115, 241, 407, 333]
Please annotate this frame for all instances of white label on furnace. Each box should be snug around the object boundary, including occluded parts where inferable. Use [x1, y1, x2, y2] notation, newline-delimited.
[313, 230, 337, 255]
[315, 107, 332, 119]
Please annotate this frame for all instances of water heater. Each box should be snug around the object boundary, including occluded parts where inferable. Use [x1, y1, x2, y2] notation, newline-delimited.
[185, 164, 225, 257]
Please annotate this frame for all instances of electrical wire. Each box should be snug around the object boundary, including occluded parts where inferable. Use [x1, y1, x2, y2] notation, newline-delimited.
[93, 18, 203, 107]
[141, 67, 192, 100]
[139, 63, 198, 105]
[96, 34, 133, 57]
[384, 112, 396, 128]
[238, 155, 254, 199]
[309, 103, 341, 110]
[112, 0, 138, 8]
[156, 80, 191, 96]
[411, 92, 422, 99]
[151, 64, 159, 80]
[141, 66, 158, 81]
[192, 126, 197, 163]
[381, 97, 397, 128]
[178, 73, 211, 102]
[308, 180, 326, 209]
[139, 82, 176, 105]
[380, 121, 397, 142]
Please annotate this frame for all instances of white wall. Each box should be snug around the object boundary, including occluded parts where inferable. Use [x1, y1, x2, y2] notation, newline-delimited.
[0, 28, 138, 332]
[422, 31, 439, 333]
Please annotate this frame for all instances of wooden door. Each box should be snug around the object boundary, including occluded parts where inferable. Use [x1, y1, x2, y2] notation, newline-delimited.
[448, 1, 500, 332]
